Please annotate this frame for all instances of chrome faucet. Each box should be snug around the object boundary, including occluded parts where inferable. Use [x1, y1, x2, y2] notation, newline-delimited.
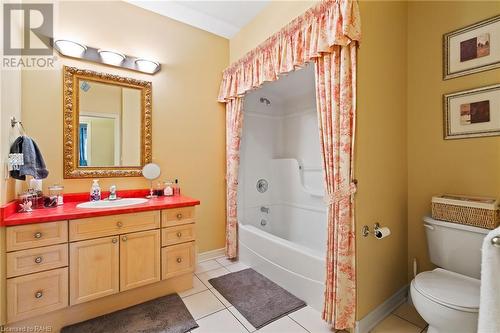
[260, 206, 270, 214]
[108, 185, 117, 201]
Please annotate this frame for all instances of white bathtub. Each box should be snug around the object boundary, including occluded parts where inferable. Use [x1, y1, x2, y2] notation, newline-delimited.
[238, 202, 326, 311]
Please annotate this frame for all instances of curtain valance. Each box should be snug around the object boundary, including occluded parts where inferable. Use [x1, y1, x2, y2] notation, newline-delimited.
[217, 0, 361, 102]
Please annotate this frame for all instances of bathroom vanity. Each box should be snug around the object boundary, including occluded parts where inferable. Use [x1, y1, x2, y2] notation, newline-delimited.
[1, 194, 199, 330]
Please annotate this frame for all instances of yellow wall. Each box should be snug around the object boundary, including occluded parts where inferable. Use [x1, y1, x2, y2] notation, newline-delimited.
[229, 0, 409, 319]
[18, 1, 229, 253]
[407, 1, 500, 279]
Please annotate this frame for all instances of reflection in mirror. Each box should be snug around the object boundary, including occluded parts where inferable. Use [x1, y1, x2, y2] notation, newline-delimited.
[78, 80, 141, 167]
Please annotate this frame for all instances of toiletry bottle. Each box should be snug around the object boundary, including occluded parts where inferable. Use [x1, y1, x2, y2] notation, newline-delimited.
[155, 182, 164, 197]
[174, 179, 181, 196]
[90, 179, 101, 201]
[164, 180, 174, 197]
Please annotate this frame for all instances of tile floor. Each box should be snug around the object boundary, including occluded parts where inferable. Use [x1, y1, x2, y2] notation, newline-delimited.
[370, 302, 428, 333]
[183, 257, 427, 333]
[181, 257, 332, 333]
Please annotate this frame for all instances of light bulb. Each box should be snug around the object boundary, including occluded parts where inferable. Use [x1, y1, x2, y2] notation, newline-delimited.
[98, 50, 125, 65]
[135, 58, 159, 73]
[54, 39, 87, 57]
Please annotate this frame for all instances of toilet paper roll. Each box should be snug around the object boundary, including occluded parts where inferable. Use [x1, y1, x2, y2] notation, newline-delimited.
[374, 227, 391, 239]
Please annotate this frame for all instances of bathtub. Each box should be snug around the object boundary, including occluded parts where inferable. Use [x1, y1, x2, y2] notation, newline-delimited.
[238, 202, 327, 311]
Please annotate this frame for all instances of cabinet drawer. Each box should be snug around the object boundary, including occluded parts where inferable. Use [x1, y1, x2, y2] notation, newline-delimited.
[7, 244, 68, 278]
[161, 242, 195, 279]
[7, 267, 68, 323]
[161, 207, 195, 227]
[6, 221, 68, 252]
[162, 223, 195, 247]
[69, 211, 160, 241]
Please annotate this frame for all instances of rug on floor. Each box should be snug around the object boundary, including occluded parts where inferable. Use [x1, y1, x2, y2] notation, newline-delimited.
[61, 293, 198, 333]
[209, 268, 306, 329]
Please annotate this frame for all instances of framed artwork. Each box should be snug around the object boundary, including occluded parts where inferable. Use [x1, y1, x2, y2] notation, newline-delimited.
[443, 15, 500, 80]
[444, 84, 500, 139]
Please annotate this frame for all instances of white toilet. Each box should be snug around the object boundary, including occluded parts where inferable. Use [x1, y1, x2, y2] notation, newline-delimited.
[410, 217, 489, 333]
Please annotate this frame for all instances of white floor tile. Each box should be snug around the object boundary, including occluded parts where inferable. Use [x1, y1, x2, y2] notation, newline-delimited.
[196, 267, 230, 288]
[257, 316, 308, 333]
[226, 262, 250, 272]
[182, 289, 225, 320]
[288, 306, 331, 333]
[228, 306, 256, 332]
[195, 259, 223, 274]
[179, 275, 208, 298]
[215, 257, 237, 267]
[192, 309, 248, 333]
[209, 288, 232, 307]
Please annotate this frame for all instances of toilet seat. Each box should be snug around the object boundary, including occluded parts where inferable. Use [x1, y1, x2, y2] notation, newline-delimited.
[413, 268, 480, 313]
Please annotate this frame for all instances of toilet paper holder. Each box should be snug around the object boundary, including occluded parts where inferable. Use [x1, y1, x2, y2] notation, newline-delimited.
[362, 223, 380, 237]
[362, 223, 391, 239]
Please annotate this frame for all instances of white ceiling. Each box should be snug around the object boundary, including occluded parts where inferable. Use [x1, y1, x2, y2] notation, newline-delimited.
[125, 1, 271, 38]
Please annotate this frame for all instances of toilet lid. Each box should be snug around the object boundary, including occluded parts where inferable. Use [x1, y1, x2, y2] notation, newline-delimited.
[414, 268, 480, 310]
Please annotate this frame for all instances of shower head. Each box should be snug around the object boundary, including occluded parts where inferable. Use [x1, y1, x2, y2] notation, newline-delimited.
[259, 97, 271, 106]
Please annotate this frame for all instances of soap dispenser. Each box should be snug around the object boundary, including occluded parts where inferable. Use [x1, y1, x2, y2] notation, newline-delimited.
[90, 179, 101, 201]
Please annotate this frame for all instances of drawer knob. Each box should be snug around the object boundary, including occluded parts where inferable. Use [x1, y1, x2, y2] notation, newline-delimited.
[116, 221, 123, 228]
[176, 213, 183, 220]
[34, 256, 43, 264]
[176, 232, 182, 238]
[122, 236, 128, 242]
[33, 232, 42, 239]
[35, 291, 43, 299]
[112, 238, 118, 244]
[176, 257, 183, 263]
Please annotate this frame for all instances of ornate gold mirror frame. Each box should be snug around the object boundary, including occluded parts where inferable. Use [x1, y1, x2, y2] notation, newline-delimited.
[63, 66, 152, 178]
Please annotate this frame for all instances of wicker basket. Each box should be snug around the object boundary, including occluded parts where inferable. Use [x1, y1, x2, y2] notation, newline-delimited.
[431, 195, 500, 229]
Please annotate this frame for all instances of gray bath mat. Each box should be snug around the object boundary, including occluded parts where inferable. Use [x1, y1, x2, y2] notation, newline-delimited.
[61, 293, 198, 333]
[209, 268, 306, 329]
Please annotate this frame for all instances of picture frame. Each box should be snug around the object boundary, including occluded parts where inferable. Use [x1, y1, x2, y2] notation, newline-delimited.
[444, 84, 500, 140]
[443, 15, 500, 80]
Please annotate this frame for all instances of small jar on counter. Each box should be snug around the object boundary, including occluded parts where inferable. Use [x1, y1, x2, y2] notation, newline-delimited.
[47, 185, 64, 206]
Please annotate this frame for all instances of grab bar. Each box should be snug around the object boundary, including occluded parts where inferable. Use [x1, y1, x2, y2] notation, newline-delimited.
[492, 236, 500, 248]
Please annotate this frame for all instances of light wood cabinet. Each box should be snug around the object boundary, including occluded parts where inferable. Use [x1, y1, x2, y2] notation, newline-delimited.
[7, 267, 68, 323]
[6, 221, 68, 251]
[5, 204, 198, 325]
[161, 207, 195, 227]
[120, 230, 160, 291]
[7, 244, 68, 278]
[161, 223, 195, 247]
[69, 236, 120, 305]
[69, 211, 160, 241]
[161, 241, 195, 279]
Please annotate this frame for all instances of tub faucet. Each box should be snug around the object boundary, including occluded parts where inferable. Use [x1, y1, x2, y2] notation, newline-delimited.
[108, 185, 117, 201]
[260, 206, 270, 214]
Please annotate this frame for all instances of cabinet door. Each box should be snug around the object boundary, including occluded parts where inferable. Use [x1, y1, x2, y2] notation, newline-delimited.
[70, 236, 119, 305]
[120, 229, 160, 291]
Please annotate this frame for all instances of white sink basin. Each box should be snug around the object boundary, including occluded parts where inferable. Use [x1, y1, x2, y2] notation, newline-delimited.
[77, 198, 148, 209]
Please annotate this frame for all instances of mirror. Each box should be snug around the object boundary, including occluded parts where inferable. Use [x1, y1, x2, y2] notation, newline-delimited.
[63, 66, 152, 178]
[142, 163, 161, 198]
[78, 81, 141, 167]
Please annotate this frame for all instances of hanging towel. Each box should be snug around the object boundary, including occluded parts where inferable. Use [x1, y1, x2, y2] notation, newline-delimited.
[9, 136, 49, 180]
[478, 226, 500, 333]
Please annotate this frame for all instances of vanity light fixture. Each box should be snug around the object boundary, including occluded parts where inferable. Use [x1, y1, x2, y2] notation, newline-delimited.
[135, 59, 160, 74]
[98, 49, 126, 65]
[51, 37, 161, 75]
[54, 39, 87, 57]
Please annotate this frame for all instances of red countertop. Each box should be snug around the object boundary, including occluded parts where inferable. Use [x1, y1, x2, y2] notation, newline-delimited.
[1, 189, 200, 226]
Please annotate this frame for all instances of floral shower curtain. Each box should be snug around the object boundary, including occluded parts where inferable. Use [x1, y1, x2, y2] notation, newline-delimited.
[218, 0, 361, 329]
[225, 97, 244, 259]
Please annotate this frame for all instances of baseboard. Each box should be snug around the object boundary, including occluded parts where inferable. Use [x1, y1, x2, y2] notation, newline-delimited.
[354, 285, 409, 333]
[197, 247, 225, 262]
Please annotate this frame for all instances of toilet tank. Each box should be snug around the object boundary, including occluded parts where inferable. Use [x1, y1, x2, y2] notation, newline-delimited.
[423, 216, 489, 279]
